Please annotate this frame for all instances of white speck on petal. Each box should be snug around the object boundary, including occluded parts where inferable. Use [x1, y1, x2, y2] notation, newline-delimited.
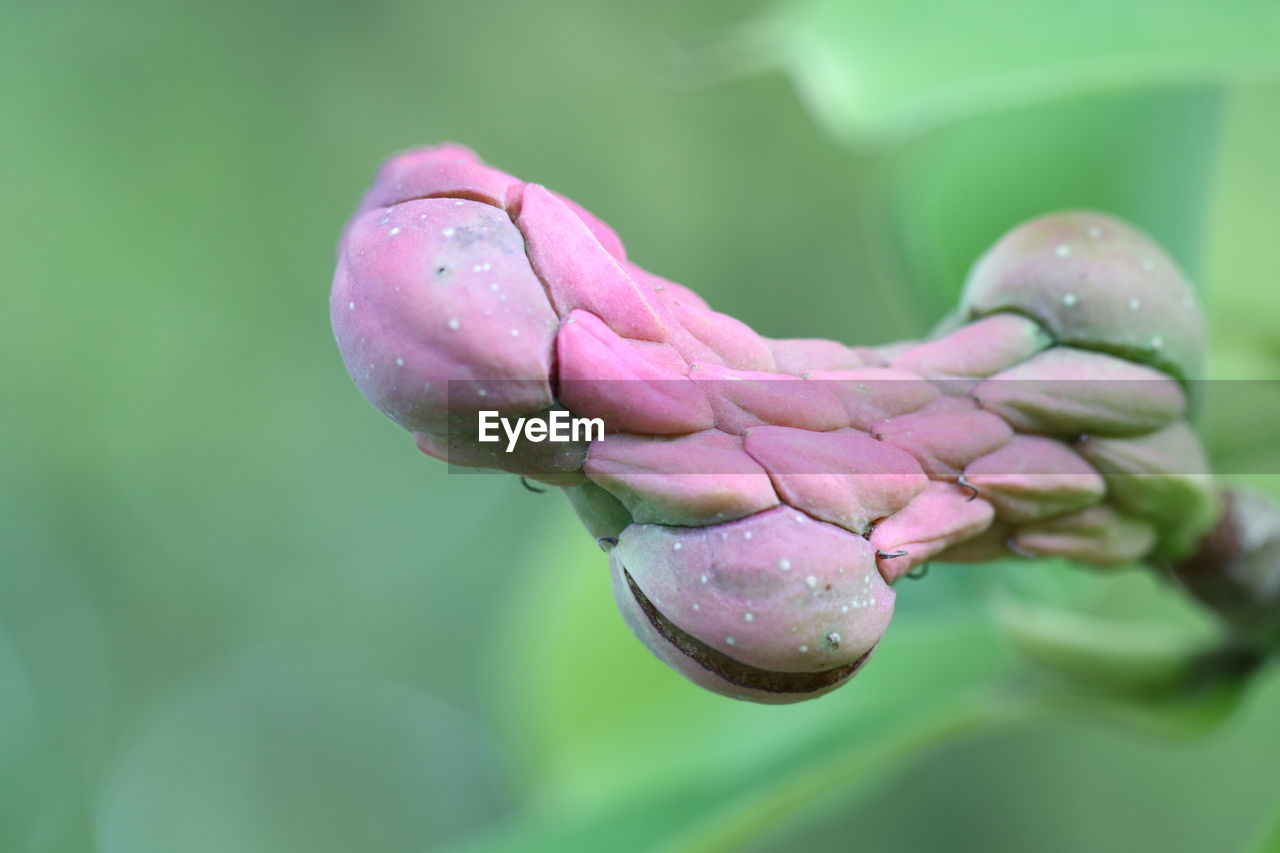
[442, 227, 454, 236]
[490, 283, 500, 291]
[395, 357, 404, 367]
[510, 329, 520, 337]
[743, 531, 753, 540]
[842, 605, 849, 612]
[1055, 244, 1071, 257]
[347, 301, 355, 310]
[477, 388, 487, 397]
[805, 575, 817, 589]
[692, 603, 700, 611]
[725, 637, 736, 646]
[1087, 225, 1103, 238]
[482, 262, 491, 271]
[388, 227, 401, 236]
[778, 558, 791, 571]
[1151, 335, 1164, 349]
[799, 645, 809, 653]
[673, 542, 683, 551]
[447, 318, 460, 331]
[744, 612, 754, 622]
[455, 200, 466, 206]
[1062, 292, 1078, 307]
[1129, 298, 1141, 310]
[700, 574, 708, 584]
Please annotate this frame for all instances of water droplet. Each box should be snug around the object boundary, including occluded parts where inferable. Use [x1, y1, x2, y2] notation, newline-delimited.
[1055, 244, 1071, 257]
[447, 318, 460, 331]
[1062, 292, 1078, 307]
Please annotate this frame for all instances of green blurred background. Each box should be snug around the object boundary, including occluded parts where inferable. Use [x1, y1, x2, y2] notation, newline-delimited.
[4, 1, 1280, 851]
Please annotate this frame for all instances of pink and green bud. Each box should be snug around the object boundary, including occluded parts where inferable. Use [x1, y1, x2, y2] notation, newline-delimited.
[332, 146, 1235, 703]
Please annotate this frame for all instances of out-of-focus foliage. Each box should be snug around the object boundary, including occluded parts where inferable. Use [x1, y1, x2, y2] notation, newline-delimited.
[759, 0, 1280, 142]
[2, 0, 1279, 851]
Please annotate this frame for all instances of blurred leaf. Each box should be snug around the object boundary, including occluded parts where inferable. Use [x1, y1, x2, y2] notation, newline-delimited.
[990, 559, 1223, 693]
[1199, 83, 1280, 486]
[1249, 805, 1280, 853]
[987, 559, 1261, 738]
[883, 88, 1221, 318]
[454, 693, 1030, 853]
[95, 650, 507, 853]
[752, 0, 1280, 143]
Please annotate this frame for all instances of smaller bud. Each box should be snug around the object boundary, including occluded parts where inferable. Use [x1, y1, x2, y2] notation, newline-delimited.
[611, 507, 893, 703]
